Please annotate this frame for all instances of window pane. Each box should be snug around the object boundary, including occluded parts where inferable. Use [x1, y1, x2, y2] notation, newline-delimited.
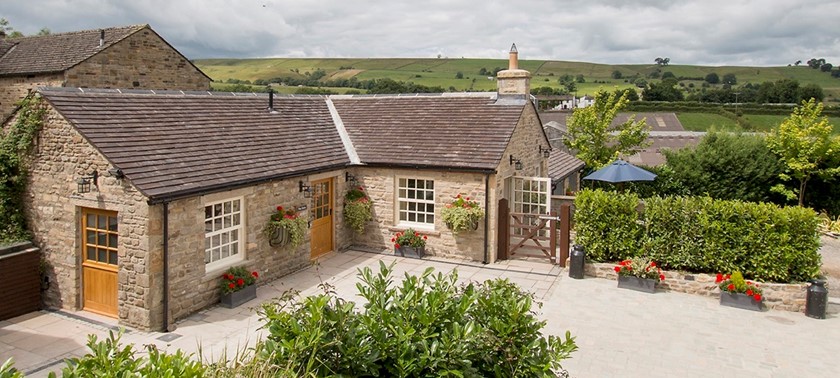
[205, 220, 212, 232]
[223, 215, 231, 228]
[231, 242, 239, 255]
[214, 218, 222, 231]
[87, 249, 95, 260]
[109, 251, 118, 265]
[98, 215, 107, 230]
[231, 230, 238, 241]
[416, 180, 424, 189]
[400, 212, 407, 221]
[87, 214, 96, 227]
[205, 206, 212, 219]
[212, 248, 220, 261]
[408, 202, 416, 211]
[205, 237, 210, 250]
[212, 234, 221, 248]
[222, 233, 229, 245]
[98, 249, 106, 263]
[97, 232, 106, 246]
[221, 245, 230, 258]
[409, 213, 416, 222]
[108, 234, 118, 248]
[213, 203, 222, 216]
[427, 181, 434, 190]
[425, 190, 434, 201]
[108, 216, 118, 231]
[205, 250, 211, 264]
[407, 179, 415, 188]
[224, 201, 231, 214]
[87, 231, 96, 245]
[232, 214, 240, 226]
[428, 214, 434, 223]
[399, 189, 406, 198]
[400, 202, 407, 210]
[232, 200, 240, 212]
[408, 189, 415, 199]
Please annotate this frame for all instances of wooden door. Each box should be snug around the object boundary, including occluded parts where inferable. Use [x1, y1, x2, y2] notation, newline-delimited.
[81, 208, 119, 317]
[310, 178, 334, 259]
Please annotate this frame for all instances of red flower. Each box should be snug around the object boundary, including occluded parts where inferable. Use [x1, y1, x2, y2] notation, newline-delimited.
[228, 283, 235, 289]
[276, 205, 283, 211]
[252, 271, 259, 278]
[727, 284, 735, 291]
[650, 261, 656, 267]
[456, 194, 461, 198]
[423, 235, 427, 240]
[414, 232, 419, 237]
[391, 238, 396, 242]
[614, 266, 621, 273]
[359, 187, 364, 191]
[466, 197, 471, 201]
[746, 289, 753, 296]
[753, 294, 761, 301]
[237, 278, 245, 286]
[715, 273, 723, 283]
[659, 274, 665, 281]
[394, 244, 401, 249]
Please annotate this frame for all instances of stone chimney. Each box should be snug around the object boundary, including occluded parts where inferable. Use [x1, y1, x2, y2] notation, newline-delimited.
[496, 43, 531, 97]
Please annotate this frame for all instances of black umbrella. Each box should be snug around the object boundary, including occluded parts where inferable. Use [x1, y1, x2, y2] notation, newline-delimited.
[583, 159, 656, 190]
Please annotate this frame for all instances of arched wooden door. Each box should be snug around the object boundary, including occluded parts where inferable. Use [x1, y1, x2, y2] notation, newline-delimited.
[310, 178, 334, 259]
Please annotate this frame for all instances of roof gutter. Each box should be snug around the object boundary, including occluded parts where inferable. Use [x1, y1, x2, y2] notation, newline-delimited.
[162, 201, 171, 332]
[483, 173, 491, 264]
[146, 163, 349, 205]
[360, 162, 497, 175]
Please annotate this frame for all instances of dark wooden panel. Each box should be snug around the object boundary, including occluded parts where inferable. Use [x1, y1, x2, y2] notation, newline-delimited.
[0, 249, 41, 321]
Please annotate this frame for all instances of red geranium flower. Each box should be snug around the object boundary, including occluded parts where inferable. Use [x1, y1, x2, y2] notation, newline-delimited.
[659, 274, 665, 281]
[715, 273, 723, 283]
[423, 235, 427, 240]
[614, 266, 621, 273]
[650, 261, 656, 267]
[276, 205, 283, 211]
[727, 283, 735, 291]
[394, 244, 400, 249]
[252, 271, 259, 278]
[228, 283, 235, 289]
[746, 289, 753, 296]
[237, 278, 245, 286]
[753, 294, 762, 301]
[391, 238, 396, 242]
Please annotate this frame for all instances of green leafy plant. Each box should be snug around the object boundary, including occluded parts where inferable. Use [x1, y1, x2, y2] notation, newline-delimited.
[0, 96, 45, 242]
[264, 205, 307, 248]
[391, 228, 427, 248]
[716, 271, 763, 302]
[50, 330, 205, 378]
[344, 186, 372, 234]
[818, 211, 840, 233]
[257, 261, 577, 377]
[1, 358, 23, 378]
[220, 265, 258, 294]
[614, 257, 665, 281]
[440, 193, 485, 234]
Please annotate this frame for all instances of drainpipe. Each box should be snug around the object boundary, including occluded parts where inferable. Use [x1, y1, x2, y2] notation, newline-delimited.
[162, 201, 170, 332]
[483, 173, 490, 264]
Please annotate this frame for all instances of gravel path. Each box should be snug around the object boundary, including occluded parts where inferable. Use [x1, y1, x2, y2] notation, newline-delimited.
[820, 234, 840, 298]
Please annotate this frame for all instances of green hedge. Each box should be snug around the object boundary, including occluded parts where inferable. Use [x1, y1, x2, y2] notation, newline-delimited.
[574, 189, 821, 283]
[626, 101, 840, 116]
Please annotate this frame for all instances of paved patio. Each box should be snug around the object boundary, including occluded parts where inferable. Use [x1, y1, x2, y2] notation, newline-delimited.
[2, 250, 838, 377]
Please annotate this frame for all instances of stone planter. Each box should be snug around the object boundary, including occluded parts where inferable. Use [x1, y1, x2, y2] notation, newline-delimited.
[395, 246, 425, 259]
[617, 275, 658, 293]
[220, 284, 257, 308]
[268, 226, 289, 247]
[720, 292, 764, 311]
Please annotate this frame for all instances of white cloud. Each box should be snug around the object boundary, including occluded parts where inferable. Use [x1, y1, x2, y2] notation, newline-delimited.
[3, 0, 839, 65]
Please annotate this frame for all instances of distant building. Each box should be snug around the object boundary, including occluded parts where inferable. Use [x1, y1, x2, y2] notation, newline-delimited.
[0, 24, 211, 119]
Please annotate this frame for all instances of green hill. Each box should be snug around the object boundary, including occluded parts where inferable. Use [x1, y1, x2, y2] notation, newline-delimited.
[195, 58, 840, 100]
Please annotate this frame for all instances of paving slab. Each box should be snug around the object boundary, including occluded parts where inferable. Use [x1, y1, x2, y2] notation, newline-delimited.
[1, 249, 837, 377]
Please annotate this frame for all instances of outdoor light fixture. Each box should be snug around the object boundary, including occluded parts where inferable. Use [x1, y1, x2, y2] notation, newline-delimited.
[345, 172, 357, 186]
[539, 145, 551, 158]
[299, 180, 312, 198]
[76, 170, 98, 193]
[108, 167, 125, 179]
[510, 155, 523, 171]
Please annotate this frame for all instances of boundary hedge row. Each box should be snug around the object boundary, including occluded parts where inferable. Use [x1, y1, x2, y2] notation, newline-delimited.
[574, 190, 821, 283]
[626, 101, 840, 116]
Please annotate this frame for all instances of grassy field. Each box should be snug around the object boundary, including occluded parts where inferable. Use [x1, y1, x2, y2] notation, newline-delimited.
[675, 112, 840, 134]
[196, 58, 840, 99]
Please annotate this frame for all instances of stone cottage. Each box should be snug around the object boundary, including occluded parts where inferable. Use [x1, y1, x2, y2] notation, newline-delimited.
[0, 24, 211, 120]
[8, 46, 573, 331]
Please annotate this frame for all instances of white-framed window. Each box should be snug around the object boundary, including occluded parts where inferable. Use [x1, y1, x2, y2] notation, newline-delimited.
[204, 197, 244, 271]
[397, 178, 435, 228]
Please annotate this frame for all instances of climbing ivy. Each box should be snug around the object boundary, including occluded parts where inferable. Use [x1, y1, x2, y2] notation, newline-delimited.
[0, 95, 45, 242]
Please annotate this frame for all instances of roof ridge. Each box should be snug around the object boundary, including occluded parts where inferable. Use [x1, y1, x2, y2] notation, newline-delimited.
[7, 24, 148, 41]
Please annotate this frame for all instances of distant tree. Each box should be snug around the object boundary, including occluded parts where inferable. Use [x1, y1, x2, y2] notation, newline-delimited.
[563, 90, 649, 169]
[654, 57, 670, 66]
[37, 27, 50, 36]
[613, 87, 639, 101]
[455, 71, 464, 79]
[756, 79, 802, 103]
[766, 99, 840, 206]
[661, 71, 675, 80]
[795, 60, 802, 66]
[807, 58, 826, 69]
[832, 69, 840, 78]
[558, 74, 573, 84]
[820, 63, 833, 72]
[642, 78, 684, 101]
[633, 78, 648, 88]
[798, 83, 824, 102]
[722, 73, 737, 85]
[647, 71, 661, 79]
[611, 70, 623, 79]
[704, 73, 720, 84]
[575, 74, 585, 83]
[564, 82, 577, 93]
[0, 18, 23, 38]
[478, 67, 487, 76]
[492, 67, 503, 76]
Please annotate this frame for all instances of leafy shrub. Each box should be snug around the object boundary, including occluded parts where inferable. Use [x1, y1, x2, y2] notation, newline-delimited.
[574, 189, 822, 282]
[441, 193, 485, 234]
[1, 358, 23, 378]
[0, 96, 44, 242]
[258, 262, 577, 377]
[52, 330, 205, 378]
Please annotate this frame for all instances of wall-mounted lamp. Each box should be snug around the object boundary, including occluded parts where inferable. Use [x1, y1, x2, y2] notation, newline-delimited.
[345, 172, 357, 187]
[76, 170, 98, 193]
[509, 155, 523, 171]
[539, 145, 551, 158]
[108, 167, 125, 179]
[299, 180, 313, 198]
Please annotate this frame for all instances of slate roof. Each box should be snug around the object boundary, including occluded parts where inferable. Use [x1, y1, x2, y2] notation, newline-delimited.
[548, 149, 585, 182]
[0, 25, 146, 77]
[40, 88, 348, 202]
[331, 94, 526, 171]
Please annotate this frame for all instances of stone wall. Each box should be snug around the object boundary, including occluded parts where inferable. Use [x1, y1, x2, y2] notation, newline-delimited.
[18, 101, 154, 329]
[584, 262, 808, 312]
[0, 74, 63, 122]
[66, 27, 210, 91]
[351, 167, 489, 261]
[157, 170, 351, 326]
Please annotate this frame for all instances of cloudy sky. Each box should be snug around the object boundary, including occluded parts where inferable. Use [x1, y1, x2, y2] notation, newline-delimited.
[3, 0, 839, 66]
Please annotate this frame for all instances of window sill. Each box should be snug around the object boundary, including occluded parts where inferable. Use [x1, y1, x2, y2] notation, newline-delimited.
[387, 225, 440, 237]
[204, 257, 248, 280]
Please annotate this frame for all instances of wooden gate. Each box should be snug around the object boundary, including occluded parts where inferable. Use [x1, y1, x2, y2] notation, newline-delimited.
[498, 176, 562, 264]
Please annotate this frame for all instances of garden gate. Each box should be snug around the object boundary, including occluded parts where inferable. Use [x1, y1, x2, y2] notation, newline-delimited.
[498, 176, 560, 264]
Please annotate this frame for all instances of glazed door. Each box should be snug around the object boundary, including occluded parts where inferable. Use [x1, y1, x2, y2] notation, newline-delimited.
[310, 178, 334, 258]
[81, 208, 119, 317]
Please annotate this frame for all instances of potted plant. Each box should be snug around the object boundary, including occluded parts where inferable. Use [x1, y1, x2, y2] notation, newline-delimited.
[614, 257, 665, 293]
[716, 271, 764, 311]
[344, 186, 373, 234]
[440, 194, 485, 234]
[265, 205, 308, 248]
[392, 228, 428, 259]
[220, 266, 259, 308]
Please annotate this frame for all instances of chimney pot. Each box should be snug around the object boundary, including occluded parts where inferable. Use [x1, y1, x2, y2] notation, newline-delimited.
[509, 43, 518, 70]
[99, 29, 104, 47]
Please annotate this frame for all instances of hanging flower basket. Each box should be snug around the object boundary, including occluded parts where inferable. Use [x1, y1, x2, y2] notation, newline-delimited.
[265, 205, 308, 249]
[344, 186, 373, 234]
[441, 194, 484, 234]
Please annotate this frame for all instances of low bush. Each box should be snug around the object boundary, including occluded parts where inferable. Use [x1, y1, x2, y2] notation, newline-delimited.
[258, 261, 577, 377]
[574, 189, 822, 282]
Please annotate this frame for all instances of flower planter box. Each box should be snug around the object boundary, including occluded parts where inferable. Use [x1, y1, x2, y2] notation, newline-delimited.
[720, 292, 764, 311]
[220, 284, 257, 308]
[395, 246, 425, 259]
[617, 275, 658, 293]
[268, 226, 289, 247]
